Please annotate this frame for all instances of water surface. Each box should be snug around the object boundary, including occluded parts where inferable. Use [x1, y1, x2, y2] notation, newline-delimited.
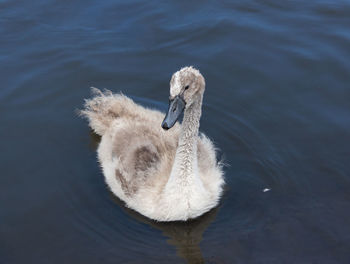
[1, 0, 350, 263]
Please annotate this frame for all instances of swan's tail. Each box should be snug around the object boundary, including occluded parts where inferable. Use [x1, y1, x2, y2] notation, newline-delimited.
[79, 87, 136, 135]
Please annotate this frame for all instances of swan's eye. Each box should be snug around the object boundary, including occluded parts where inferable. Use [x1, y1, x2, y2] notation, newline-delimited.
[184, 85, 189, 90]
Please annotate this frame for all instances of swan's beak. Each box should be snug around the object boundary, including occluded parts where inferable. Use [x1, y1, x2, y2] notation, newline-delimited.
[161, 95, 186, 130]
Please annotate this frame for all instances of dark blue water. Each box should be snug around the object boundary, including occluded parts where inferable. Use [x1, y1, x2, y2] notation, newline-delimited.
[1, 0, 350, 263]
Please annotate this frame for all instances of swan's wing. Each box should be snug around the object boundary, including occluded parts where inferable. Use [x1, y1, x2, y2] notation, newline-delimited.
[110, 123, 178, 197]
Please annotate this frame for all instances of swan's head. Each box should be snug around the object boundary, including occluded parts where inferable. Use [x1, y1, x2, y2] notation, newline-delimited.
[162, 66, 205, 130]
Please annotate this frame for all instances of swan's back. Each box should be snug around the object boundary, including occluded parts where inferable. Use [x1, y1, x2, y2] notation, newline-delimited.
[80, 88, 167, 136]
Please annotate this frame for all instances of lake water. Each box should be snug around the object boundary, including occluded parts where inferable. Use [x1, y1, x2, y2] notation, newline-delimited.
[1, 0, 350, 263]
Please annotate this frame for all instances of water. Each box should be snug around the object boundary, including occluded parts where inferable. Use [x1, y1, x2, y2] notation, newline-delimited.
[1, 0, 350, 263]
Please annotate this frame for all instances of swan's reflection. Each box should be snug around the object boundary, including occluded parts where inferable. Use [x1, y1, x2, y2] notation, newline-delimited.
[90, 130, 219, 264]
[111, 194, 219, 264]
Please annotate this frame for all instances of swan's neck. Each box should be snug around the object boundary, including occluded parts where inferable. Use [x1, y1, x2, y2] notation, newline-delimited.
[169, 94, 203, 186]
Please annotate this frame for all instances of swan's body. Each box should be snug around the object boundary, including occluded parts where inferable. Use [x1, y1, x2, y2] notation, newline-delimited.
[81, 67, 224, 221]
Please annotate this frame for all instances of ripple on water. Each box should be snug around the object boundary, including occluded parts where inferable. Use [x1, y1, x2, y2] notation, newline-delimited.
[2, 0, 350, 262]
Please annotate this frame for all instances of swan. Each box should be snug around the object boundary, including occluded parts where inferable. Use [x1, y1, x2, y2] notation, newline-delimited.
[81, 66, 224, 221]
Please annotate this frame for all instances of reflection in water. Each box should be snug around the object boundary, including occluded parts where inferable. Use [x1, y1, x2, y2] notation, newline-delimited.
[112, 194, 219, 264]
[91, 130, 219, 264]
